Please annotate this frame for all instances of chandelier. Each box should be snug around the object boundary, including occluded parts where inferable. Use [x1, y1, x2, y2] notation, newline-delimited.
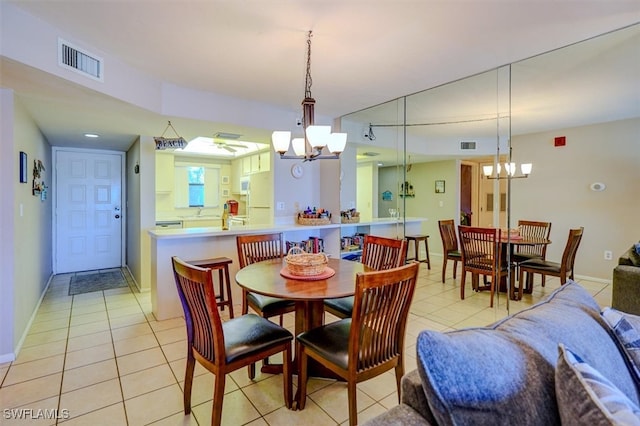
[272, 31, 347, 161]
[482, 162, 532, 179]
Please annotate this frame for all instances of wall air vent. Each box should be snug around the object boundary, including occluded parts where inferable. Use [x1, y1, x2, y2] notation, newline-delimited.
[58, 38, 103, 82]
[460, 141, 477, 151]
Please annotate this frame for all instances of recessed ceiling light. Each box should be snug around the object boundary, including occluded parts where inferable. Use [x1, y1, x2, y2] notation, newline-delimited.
[84, 133, 99, 138]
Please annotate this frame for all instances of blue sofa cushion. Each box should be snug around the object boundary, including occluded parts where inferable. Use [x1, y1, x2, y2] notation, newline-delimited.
[416, 280, 640, 426]
[602, 307, 640, 382]
[556, 344, 640, 425]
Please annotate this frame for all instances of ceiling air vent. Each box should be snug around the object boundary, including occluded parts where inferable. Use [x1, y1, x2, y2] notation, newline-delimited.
[460, 141, 477, 151]
[58, 38, 103, 82]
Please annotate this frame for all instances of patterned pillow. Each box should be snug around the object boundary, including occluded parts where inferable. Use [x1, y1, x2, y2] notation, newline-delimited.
[556, 344, 640, 425]
[602, 307, 640, 381]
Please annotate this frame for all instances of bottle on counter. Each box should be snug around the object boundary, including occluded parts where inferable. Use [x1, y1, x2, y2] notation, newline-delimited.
[221, 203, 229, 230]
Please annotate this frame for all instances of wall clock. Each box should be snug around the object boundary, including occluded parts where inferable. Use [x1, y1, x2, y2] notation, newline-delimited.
[291, 163, 304, 179]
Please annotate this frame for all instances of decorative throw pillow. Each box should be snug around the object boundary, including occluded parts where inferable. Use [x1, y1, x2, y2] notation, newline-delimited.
[602, 307, 640, 381]
[555, 344, 640, 426]
[629, 243, 640, 266]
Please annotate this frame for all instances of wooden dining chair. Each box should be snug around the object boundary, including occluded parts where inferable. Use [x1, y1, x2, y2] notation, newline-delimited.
[236, 233, 296, 324]
[517, 227, 584, 299]
[323, 234, 407, 319]
[297, 262, 419, 426]
[171, 256, 293, 426]
[513, 220, 552, 286]
[458, 226, 515, 307]
[438, 219, 462, 283]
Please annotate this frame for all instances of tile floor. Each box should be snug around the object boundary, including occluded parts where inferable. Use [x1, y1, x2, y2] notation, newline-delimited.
[0, 258, 612, 425]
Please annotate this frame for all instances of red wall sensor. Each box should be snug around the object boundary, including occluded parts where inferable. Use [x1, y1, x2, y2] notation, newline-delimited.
[554, 136, 566, 147]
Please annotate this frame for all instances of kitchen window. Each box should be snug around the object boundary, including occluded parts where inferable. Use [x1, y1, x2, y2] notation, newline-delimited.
[187, 167, 205, 207]
[174, 161, 220, 208]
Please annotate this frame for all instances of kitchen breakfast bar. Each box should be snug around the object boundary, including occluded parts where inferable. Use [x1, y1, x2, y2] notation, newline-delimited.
[148, 217, 427, 320]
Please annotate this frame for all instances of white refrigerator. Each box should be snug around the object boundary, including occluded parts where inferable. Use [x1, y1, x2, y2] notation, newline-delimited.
[247, 171, 273, 225]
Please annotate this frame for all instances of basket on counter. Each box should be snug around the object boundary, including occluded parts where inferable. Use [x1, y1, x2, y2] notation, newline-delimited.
[285, 247, 329, 276]
[297, 216, 331, 226]
[341, 216, 360, 224]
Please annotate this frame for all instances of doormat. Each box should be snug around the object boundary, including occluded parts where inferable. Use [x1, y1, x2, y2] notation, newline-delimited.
[68, 270, 128, 296]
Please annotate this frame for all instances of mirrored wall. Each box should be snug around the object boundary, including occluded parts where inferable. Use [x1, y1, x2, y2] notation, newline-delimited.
[340, 23, 640, 312]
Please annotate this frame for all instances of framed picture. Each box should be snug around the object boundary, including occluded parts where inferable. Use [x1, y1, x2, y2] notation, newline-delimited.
[222, 189, 230, 197]
[19, 152, 27, 183]
[221, 175, 230, 184]
[435, 180, 445, 193]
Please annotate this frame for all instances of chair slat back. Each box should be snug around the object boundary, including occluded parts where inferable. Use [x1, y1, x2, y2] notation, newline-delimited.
[361, 235, 407, 271]
[237, 233, 284, 268]
[561, 227, 584, 272]
[458, 226, 501, 274]
[172, 256, 224, 364]
[349, 262, 419, 372]
[517, 220, 552, 257]
[439, 219, 459, 254]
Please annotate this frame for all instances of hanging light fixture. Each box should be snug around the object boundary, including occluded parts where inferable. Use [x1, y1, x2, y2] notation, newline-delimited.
[272, 31, 347, 161]
[482, 162, 532, 179]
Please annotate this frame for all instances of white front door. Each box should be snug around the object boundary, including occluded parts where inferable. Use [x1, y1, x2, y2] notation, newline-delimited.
[55, 149, 123, 273]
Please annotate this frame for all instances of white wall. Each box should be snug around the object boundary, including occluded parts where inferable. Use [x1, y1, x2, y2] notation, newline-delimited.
[511, 117, 640, 280]
[0, 91, 53, 361]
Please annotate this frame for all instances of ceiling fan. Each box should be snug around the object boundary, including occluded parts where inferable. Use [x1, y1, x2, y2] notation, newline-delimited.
[212, 132, 247, 152]
[213, 140, 248, 152]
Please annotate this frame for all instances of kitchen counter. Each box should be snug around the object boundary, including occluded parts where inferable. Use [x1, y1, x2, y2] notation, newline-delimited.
[148, 217, 427, 320]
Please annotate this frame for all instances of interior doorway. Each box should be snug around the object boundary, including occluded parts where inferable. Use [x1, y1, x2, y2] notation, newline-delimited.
[54, 148, 125, 273]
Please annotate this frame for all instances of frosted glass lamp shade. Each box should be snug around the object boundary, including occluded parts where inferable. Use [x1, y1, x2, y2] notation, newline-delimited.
[482, 165, 493, 176]
[292, 138, 306, 156]
[327, 133, 347, 153]
[305, 125, 331, 148]
[521, 163, 533, 175]
[272, 131, 291, 153]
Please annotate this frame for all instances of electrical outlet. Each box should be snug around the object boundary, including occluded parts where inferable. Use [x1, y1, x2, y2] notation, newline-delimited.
[604, 250, 613, 260]
[276, 202, 285, 211]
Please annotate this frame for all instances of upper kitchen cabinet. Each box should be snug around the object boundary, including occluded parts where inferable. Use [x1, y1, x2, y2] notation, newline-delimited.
[156, 152, 174, 193]
[251, 151, 270, 173]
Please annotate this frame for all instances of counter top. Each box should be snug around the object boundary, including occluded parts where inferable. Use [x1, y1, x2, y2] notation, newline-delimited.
[148, 217, 427, 240]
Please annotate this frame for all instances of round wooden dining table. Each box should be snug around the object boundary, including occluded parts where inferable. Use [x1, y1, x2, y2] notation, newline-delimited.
[235, 257, 369, 337]
[235, 257, 370, 386]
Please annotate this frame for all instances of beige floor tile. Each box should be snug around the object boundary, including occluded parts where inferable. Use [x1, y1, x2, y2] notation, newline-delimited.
[13, 340, 67, 365]
[191, 388, 262, 426]
[0, 373, 63, 409]
[59, 378, 122, 419]
[108, 305, 145, 319]
[3, 354, 65, 386]
[68, 320, 111, 338]
[62, 359, 118, 393]
[117, 347, 167, 376]
[155, 326, 187, 345]
[113, 333, 159, 357]
[124, 383, 185, 426]
[108, 312, 147, 329]
[308, 381, 375, 425]
[357, 371, 397, 402]
[1, 396, 60, 426]
[120, 364, 177, 400]
[263, 398, 336, 426]
[66, 330, 112, 352]
[58, 402, 126, 426]
[70, 303, 106, 316]
[177, 369, 238, 406]
[161, 340, 188, 362]
[169, 358, 209, 380]
[240, 374, 290, 415]
[147, 411, 199, 426]
[28, 318, 70, 334]
[64, 343, 114, 370]
[110, 322, 153, 341]
[69, 310, 109, 327]
[37, 300, 72, 313]
[33, 309, 71, 323]
[149, 317, 185, 332]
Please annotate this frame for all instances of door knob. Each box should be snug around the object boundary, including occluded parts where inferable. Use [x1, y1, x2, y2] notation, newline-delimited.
[115, 214, 120, 219]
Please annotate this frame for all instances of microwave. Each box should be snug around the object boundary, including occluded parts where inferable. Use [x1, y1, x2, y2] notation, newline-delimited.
[240, 177, 250, 195]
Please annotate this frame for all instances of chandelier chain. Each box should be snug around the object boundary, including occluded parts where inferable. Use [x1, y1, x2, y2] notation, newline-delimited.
[304, 30, 313, 99]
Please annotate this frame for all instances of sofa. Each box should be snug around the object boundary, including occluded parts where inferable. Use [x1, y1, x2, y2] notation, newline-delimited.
[612, 243, 640, 315]
[364, 280, 640, 425]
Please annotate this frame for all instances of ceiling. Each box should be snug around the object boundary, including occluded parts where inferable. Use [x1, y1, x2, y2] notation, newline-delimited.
[1, 1, 639, 162]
